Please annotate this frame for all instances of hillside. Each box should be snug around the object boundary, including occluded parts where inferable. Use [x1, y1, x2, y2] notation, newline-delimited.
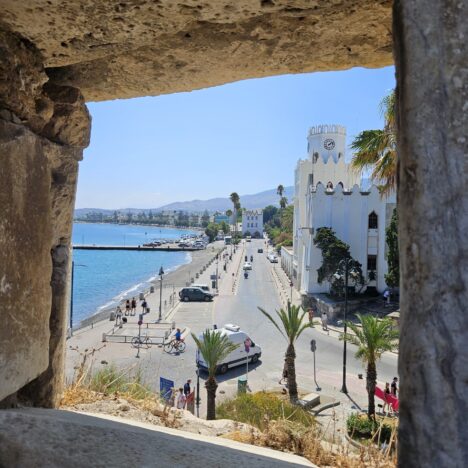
[75, 186, 294, 216]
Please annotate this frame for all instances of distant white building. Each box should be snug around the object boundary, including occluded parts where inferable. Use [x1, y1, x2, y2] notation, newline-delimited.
[292, 124, 396, 297]
[242, 209, 263, 237]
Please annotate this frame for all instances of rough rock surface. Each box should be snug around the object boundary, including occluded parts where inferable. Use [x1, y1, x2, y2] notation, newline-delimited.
[1, 0, 393, 102]
[0, 408, 314, 467]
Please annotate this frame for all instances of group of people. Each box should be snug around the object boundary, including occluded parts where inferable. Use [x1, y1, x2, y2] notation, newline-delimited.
[114, 297, 148, 326]
[168, 379, 192, 410]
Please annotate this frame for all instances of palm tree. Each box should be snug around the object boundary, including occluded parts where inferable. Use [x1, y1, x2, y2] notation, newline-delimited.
[230, 192, 240, 239]
[279, 196, 288, 210]
[350, 90, 396, 196]
[277, 184, 284, 197]
[342, 314, 398, 418]
[258, 304, 311, 403]
[191, 329, 239, 420]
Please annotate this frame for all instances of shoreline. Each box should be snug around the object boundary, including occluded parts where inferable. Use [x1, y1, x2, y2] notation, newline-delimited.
[75, 244, 223, 331]
[73, 220, 205, 232]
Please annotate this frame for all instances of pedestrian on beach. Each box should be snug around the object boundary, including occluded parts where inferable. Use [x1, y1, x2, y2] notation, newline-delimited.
[141, 299, 148, 314]
[321, 312, 329, 333]
[183, 379, 191, 397]
[176, 388, 186, 409]
[125, 300, 131, 316]
[391, 377, 398, 397]
[131, 297, 137, 316]
[115, 306, 123, 326]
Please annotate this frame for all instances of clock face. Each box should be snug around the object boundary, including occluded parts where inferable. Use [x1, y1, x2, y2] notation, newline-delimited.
[324, 138, 335, 150]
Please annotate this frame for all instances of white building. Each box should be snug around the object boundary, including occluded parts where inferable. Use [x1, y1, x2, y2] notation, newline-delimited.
[242, 209, 263, 237]
[292, 124, 396, 297]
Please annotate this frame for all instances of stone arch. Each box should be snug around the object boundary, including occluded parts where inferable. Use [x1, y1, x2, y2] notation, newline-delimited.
[0, 2, 465, 465]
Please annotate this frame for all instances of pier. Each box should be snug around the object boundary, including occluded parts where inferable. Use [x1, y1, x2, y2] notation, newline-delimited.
[73, 245, 200, 252]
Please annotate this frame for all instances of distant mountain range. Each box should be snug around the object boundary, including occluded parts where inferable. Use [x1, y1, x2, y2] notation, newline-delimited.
[74, 186, 294, 217]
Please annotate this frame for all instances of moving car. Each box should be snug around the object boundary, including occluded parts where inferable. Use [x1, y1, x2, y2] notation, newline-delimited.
[257, 248, 263, 253]
[196, 324, 262, 374]
[268, 254, 278, 263]
[243, 262, 252, 270]
[178, 287, 214, 302]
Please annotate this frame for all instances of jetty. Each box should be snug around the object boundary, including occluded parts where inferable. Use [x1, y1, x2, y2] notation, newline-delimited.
[73, 245, 200, 252]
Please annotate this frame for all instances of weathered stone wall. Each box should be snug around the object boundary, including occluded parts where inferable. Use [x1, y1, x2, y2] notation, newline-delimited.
[0, 29, 90, 406]
[393, 0, 468, 466]
[1, 0, 393, 102]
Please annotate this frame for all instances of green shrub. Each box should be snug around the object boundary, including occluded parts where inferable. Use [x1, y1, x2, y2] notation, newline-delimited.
[217, 392, 315, 431]
[347, 413, 392, 443]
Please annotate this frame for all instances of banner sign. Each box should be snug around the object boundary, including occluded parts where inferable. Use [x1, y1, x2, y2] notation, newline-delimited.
[160, 377, 174, 402]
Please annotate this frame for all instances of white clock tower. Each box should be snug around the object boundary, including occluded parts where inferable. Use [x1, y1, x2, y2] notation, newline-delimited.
[306, 124, 359, 190]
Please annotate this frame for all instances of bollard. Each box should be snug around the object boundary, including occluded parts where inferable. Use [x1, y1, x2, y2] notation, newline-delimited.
[150, 286, 155, 293]
[110, 311, 116, 321]
[102, 333, 107, 342]
[172, 321, 176, 329]
[139, 292, 145, 300]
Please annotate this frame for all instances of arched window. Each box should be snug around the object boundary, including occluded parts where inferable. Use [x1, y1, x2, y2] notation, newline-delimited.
[326, 181, 334, 190]
[368, 211, 378, 229]
[337, 181, 344, 188]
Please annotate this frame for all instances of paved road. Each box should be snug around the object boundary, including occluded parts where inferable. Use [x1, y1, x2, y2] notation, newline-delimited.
[145, 238, 398, 416]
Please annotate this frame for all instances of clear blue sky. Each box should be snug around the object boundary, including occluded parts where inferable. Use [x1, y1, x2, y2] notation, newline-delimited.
[76, 66, 395, 209]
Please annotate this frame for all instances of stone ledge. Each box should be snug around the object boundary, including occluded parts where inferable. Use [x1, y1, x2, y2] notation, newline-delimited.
[0, 408, 315, 467]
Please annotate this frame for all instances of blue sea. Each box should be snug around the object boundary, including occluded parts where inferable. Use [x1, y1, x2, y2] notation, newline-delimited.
[72, 223, 196, 324]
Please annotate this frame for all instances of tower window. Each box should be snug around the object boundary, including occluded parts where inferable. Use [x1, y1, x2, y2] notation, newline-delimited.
[313, 152, 319, 163]
[368, 211, 378, 229]
[326, 181, 333, 190]
[367, 255, 377, 271]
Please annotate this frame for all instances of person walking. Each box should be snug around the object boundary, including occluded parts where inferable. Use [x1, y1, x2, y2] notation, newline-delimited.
[383, 382, 391, 414]
[321, 311, 329, 333]
[131, 297, 137, 316]
[115, 306, 123, 326]
[125, 300, 131, 316]
[391, 377, 398, 397]
[141, 299, 148, 314]
[176, 388, 186, 409]
[383, 289, 391, 307]
[183, 379, 191, 397]
[307, 307, 314, 324]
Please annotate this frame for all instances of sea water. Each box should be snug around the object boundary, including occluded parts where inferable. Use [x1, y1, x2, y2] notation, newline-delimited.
[72, 223, 196, 324]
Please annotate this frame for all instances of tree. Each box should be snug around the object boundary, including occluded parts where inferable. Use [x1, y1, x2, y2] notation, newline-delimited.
[281, 205, 294, 233]
[205, 223, 219, 242]
[263, 205, 278, 224]
[342, 314, 398, 418]
[191, 329, 239, 420]
[385, 208, 399, 288]
[225, 209, 233, 222]
[277, 184, 284, 197]
[219, 221, 229, 235]
[201, 210, 210, 228]
[313, 227, 364, 296]
[258, 304, 312, 403]
[279, 196, 288, 209]
[229, 192, 240, 236]
[350, 90, 396, 196]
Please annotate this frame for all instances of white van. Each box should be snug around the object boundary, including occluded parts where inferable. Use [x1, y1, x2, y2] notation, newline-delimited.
[196, 324, 262, 374]
[191, 284, 210, 292]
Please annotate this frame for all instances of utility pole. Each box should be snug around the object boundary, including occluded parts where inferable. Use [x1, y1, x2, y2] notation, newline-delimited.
[341, 259, 349, 394]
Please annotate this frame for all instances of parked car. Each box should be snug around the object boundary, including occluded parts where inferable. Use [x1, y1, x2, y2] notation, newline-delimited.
[178, 242, 189, 248]
[191, 284, 210, 292]
[268, 254, 278, 263]
[243, 262, 252, 270]
[257, 248, 263, 253]
[179, 287, 214, 302]
[196, 324, 262, 374]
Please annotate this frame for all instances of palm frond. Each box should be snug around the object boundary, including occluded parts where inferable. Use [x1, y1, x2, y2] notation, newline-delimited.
[258, 307, 287, 341]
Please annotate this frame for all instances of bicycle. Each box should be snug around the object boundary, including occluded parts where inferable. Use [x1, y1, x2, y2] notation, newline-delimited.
[131, 335, 151, 349]
[164, 339, 186, 353]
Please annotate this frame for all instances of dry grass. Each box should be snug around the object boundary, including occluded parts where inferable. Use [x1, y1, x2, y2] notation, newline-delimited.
[62, 346, 180, 428]
[220, 392, 397, 468]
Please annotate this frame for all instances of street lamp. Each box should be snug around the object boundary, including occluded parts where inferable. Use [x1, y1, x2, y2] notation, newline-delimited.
[334, 257, 357, 394]
[69, 260, 87, 337]
[158, 266, 164, 321]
